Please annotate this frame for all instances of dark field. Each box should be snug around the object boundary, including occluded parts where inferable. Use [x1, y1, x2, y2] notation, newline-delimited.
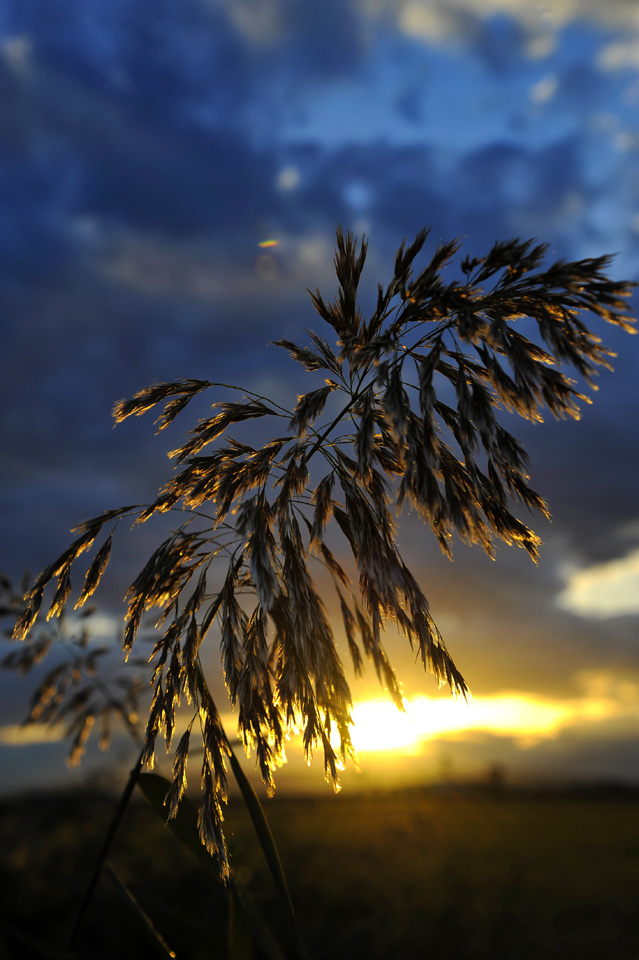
[2, 785, 639, 959]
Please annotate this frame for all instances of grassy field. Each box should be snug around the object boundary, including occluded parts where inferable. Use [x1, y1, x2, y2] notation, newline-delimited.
[2, 784, 639, 959]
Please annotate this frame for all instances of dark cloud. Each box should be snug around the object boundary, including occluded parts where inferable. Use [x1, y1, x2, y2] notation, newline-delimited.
[419, 727, 639, 786]
[281, 0, 363, 76]
[2, 58, 276, 241]
[8, 0, 252, 113]
[479, 13, 529, 72]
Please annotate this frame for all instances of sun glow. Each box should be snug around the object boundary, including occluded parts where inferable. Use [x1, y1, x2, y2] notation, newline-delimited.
[350, 693, 580, 754]
[350, 700, 420, 753]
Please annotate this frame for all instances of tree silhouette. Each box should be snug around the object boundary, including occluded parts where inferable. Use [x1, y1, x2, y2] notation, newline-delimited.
[10, 226, 636, 877]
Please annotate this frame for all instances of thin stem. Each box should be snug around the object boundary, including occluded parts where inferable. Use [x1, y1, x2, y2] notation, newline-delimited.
[206, 379, 295, 419]
[104, 862, 177, 959]
[306, 317, 457, 463]
[225, 739, 313, 960]
[62, 744, 146, 955]
[305, 394, 361, 460]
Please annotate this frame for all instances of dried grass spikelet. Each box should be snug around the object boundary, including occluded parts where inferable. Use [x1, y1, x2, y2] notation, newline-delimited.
[2, 574, 142, 766]
[8, 224, 636, 878]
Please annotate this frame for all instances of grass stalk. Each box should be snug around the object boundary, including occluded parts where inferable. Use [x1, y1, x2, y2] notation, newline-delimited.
[104, 862, 177, 959]
[226, 740, 313, 960]
[62, 745, 145, 955]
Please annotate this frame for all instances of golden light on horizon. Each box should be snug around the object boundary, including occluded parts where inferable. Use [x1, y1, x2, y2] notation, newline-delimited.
[348, 692, 602, 755]
[350, 700, 420, 753]
[4, 673, 639, 780]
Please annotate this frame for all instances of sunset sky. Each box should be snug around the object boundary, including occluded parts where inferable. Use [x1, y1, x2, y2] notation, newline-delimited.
[0, 0, 638, 796]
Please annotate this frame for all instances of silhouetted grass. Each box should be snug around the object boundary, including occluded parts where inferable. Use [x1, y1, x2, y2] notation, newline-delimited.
[3, 226, 636, 957]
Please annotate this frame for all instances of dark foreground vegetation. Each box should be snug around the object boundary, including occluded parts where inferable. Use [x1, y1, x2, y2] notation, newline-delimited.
[2, 782, 639, 960]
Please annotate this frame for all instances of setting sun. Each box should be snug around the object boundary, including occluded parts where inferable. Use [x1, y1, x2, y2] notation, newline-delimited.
[346, 691, 612, 756]
[350, 700, 420, 753]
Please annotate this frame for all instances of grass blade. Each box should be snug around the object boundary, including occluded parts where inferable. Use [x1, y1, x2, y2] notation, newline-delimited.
[227, 885, 252, 960]
[104, 862, 176, 959]
[63, 746, 145, 954]
[226, 743, 313, 960]
[137, 772, 288, 960]
[137, 772, 224, 878]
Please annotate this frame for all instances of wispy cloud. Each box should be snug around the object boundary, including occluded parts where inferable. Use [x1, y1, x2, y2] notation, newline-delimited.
[557, 549, 639, 618]
[366, 0, 639, 39]
[0, 724, 64, 746]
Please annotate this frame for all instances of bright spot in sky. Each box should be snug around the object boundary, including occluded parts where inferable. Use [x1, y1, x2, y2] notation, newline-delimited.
[350, 700, 419, 752]
[276, 166, 300, 191]
[1, 35, 32, 74]
[397, 4, 451, 43]
[77, 611, 121, 642]
[557, 549, 639, 618]
[350, 694, 577, 754]
[597, 39, 639, 73]
[258, 239, 279, 248]
[529, 73, 558, 104]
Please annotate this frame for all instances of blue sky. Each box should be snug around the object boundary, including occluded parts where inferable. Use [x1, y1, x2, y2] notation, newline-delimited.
[0, 0, 638, 794]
